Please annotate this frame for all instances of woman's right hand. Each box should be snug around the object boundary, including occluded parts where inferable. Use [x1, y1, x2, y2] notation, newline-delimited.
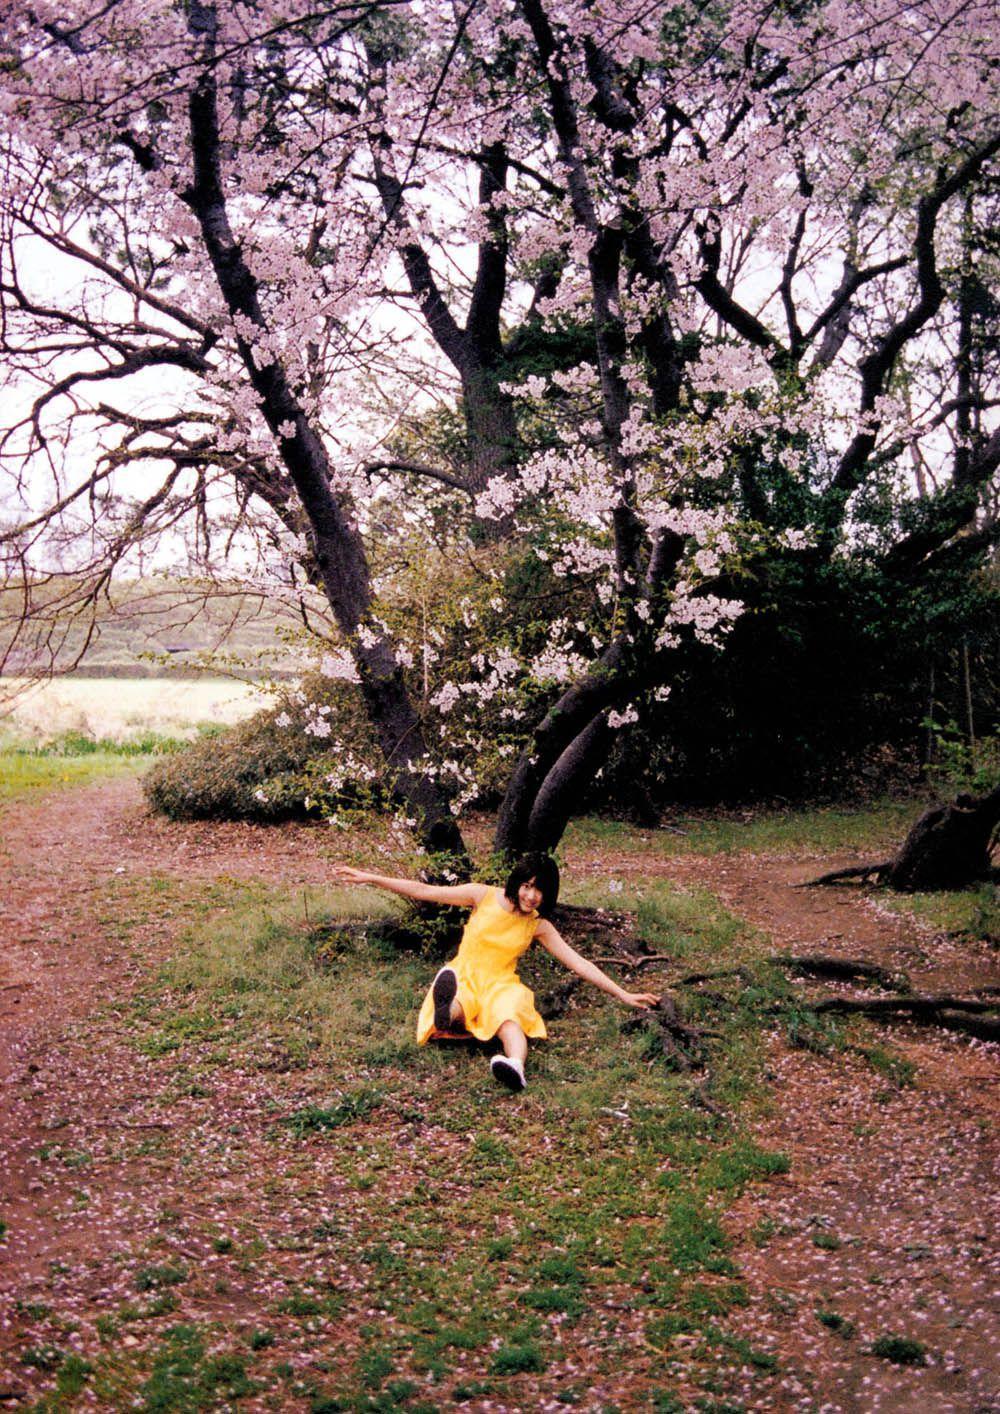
[619, 989, 661, 1011]
[332, 865, 374, 886]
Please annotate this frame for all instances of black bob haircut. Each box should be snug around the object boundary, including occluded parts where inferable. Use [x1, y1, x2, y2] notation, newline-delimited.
[504, 854, 560, 918]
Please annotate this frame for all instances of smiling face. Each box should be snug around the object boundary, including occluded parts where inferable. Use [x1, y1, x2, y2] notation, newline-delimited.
[504, 854, 559, 918]
[516, 877, 542, 914]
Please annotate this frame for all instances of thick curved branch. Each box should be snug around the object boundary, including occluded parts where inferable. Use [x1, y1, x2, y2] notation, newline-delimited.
[826, 131, 1000, 510]
[881, 427, 1000, 578]
[494, 637, 633, 852]
[694, 216, 789, 369]
[363, 459, 470, 494]
[9, 345, 210, 446]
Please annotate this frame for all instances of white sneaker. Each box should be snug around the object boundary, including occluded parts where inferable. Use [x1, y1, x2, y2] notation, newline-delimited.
[490, 1054, 526, 1091]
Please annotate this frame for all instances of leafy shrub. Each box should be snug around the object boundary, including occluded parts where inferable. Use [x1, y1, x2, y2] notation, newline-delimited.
[143, 676, 383, 822]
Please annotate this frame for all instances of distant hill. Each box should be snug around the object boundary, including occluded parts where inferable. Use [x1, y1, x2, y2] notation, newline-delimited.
[0, 579, 327, 680]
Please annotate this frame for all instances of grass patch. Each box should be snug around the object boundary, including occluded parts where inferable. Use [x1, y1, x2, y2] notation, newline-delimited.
[133, 878, 420, 1064]
[140, 1324, 260, 1409]
[1, 727, 187, 757]
[871, 1334, 927, 1365]
[565, 798, 918, 857]
[0, 747, 145, 803]
[634, 884, 752, 964]
[883, 882, 1000, 946]
[859, 1043, 916, 1089]
[135, 1264, 188, 1292]
[816, 1309, 856, 1339]
[61, 866, 813, 1408]
[277, 1087, 382, 1136]
[491, 1341, 546, 1375]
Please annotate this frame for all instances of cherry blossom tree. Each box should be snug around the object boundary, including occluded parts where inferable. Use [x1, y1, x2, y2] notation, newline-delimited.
[1, 0, 997, 861]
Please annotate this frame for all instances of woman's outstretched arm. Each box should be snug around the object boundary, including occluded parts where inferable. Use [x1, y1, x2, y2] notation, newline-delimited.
[535, 920, 660, 1010]
[332, 865, 488, 908]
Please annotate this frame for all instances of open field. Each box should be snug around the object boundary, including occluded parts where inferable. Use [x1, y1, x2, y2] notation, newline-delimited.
[0, 760, 997, 1411]
[1, 580, 316, 679]
[0, 676, 271, 747]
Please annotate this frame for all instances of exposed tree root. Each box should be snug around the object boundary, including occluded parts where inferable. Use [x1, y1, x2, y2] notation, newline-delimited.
[810, 992, 1000, 1042]
[799, 861, 894, 887]
[623, 995, 719, 1072]
[772, 953, 911, 992]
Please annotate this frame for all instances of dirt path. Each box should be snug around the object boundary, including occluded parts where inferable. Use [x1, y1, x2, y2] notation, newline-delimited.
[653, 854, 999, 1413]
[1, 780, 997, 1411]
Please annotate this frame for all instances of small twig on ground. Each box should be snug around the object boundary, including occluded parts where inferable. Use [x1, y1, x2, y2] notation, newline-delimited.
[1, 981, 32, 992]
[594, 952, 674, 970]
[93, 1119, 173, 1130]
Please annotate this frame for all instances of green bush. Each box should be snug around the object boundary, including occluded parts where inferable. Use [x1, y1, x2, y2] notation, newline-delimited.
[142, 676, 383, 822]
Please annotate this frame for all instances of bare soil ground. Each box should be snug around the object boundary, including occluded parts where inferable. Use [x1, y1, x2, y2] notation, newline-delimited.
[1, 779, 997, 1412]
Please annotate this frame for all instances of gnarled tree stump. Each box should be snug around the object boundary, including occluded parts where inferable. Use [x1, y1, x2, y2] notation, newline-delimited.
[807, 782, 1000, 891]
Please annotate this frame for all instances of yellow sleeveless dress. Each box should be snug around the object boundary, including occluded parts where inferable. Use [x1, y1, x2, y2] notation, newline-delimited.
[416, 888, 547, 1044]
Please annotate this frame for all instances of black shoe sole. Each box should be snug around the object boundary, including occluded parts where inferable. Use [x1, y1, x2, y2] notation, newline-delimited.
[432, 969, 458, 1031]
[491, 1056, 525, 1092]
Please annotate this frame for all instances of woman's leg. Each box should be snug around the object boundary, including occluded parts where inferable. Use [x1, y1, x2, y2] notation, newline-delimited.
[496, 1020, 528, 1064]
[490, 1021, 528, 1090]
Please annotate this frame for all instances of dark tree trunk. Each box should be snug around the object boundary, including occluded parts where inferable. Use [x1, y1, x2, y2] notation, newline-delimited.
[494, 639, 633, 856]
[183, 14, 468, 866]
[523, 714, 614, 852]
[886, 784, 1000, 891]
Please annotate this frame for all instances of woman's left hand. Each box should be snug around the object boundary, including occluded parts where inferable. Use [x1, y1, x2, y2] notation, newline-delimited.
[619, 990, 660, 1010]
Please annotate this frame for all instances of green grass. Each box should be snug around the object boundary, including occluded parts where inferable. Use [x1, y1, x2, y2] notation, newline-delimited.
[564, 798, 919, 857]
[871, 1334, 927, 1366]
[77, 872, 797, 1407]
[883, 882, 999, 946]
[816, 1309, 856, 1339]
[0, 726, 188, 755]
[0, 747, 146, 803]
[0, 724, 202, 807]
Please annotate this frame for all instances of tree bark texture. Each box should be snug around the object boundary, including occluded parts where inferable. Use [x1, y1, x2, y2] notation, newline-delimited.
[886, 785, 1000, 891]
[182, 14, 467, 862]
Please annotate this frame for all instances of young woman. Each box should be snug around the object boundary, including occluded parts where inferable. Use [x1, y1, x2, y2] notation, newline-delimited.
[332, 854, 659, 1092]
